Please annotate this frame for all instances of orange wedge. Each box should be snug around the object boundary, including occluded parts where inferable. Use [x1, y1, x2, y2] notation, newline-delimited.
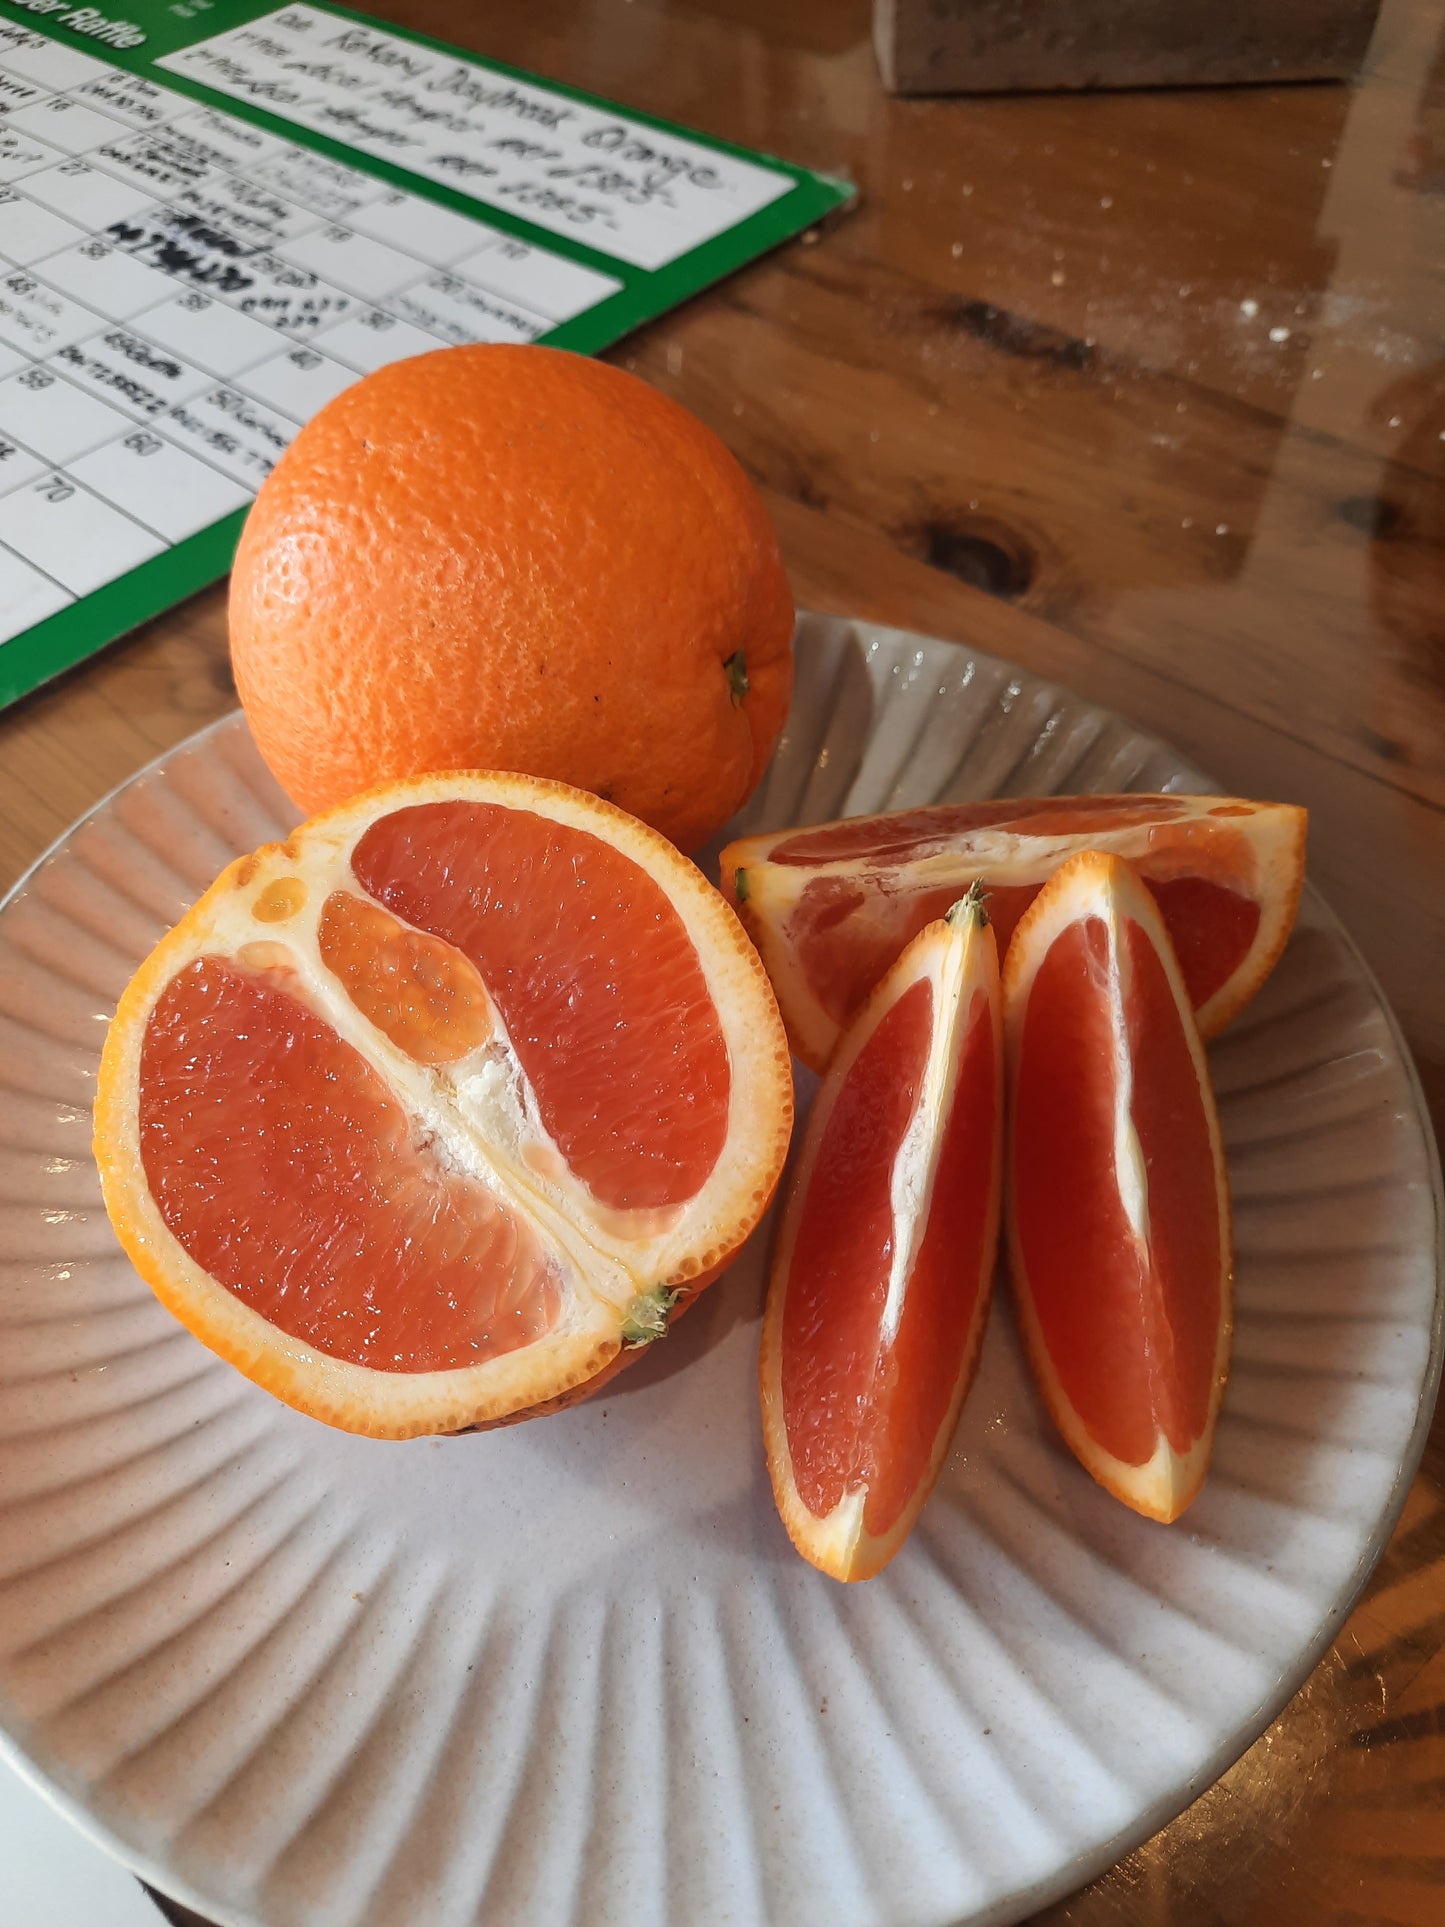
[722, 793, 1306, 1069]
[1004, 852, 1233, 1522]
[761, 887, 1003, 1580]
[94, 771, 793, 1438]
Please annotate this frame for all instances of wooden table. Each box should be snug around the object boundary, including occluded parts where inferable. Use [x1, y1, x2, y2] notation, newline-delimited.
[3, 2, 1442, 1922]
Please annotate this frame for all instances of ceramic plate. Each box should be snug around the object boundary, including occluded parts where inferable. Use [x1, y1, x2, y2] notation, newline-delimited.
[1, 614, 1440, 1927]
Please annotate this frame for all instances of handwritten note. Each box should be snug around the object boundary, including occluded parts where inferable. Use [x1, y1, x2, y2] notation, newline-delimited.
[158, 4, 792, 269]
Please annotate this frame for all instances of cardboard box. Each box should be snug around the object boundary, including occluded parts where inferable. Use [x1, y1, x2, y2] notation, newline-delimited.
[875, 0, 1381, 94]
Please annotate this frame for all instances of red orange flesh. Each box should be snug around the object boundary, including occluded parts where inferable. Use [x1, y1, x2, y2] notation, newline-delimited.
[1004, 852, 1234, 1521]
[139, 957, 558, 1373]
[350, 800, 732, 1212]
[761, 892, 1003, 1580]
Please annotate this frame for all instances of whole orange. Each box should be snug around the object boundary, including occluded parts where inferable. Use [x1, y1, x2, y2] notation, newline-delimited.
[228, 345, 795, 851]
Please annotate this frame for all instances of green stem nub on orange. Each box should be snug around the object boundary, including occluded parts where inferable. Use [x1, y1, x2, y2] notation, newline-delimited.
[946, 879, 991, 928]
[622, 1286, 682, 1346]
[724, 650, 750, 705]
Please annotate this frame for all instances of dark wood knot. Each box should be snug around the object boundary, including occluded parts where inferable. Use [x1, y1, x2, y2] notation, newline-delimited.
[909, 513, 1037, 600]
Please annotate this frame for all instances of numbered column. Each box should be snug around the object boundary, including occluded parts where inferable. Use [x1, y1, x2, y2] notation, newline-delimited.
[0, 468, 163, 598]
[68, 424, 250, 541]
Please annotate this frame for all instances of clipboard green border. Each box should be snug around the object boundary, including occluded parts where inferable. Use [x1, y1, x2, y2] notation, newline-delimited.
[0, 0, 852, 709]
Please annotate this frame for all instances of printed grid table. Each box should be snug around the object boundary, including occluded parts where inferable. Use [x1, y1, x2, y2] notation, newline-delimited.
[0, 22, 632, 652]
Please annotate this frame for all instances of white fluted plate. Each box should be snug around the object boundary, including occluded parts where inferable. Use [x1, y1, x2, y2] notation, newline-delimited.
[0, 614, 1440, 1927]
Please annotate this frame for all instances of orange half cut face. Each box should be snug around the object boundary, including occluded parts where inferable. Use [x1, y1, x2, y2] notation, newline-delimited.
[95, 771, 794, 1438]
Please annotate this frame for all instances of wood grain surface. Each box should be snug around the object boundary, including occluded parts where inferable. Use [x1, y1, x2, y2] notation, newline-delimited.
[3, 2, 1442, 1922]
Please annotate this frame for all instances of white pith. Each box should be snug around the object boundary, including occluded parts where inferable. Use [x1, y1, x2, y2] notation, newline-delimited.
[1098, 891, 1151, 1252]
[760, 902, 1002, 1579]
[724, 796, 1306, 1068]
[95, 771, 793, 1435]
[1003, 855, 1234, 1520]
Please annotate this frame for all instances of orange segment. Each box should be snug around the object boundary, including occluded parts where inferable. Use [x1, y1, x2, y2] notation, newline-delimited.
[762, 891, 1003, 1581]
[318, 890, 494, 1065]
[351, 801, 731, 1212]
[1004, 852, 1233, 1522]
[781, 976, 935, 1523]
[94, 770, 793, 1440]
[140, 957, 556, 1372]
[723, 793, 1306, 1069]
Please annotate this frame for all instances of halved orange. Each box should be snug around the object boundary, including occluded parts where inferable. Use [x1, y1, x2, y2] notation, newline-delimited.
[1004, 852, 1233, 1522]
[94, 772, 793, 1438]
[722, 793, 1306, 1069]
[761, 888, 1003, 1581]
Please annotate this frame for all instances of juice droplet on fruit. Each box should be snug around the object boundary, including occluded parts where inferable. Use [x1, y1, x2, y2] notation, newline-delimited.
[318, 890, 494, 1065]
[252, 876, 307, 922]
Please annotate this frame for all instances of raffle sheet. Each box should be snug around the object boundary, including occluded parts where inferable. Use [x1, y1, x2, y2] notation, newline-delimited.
[0, 0, 849, 706]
